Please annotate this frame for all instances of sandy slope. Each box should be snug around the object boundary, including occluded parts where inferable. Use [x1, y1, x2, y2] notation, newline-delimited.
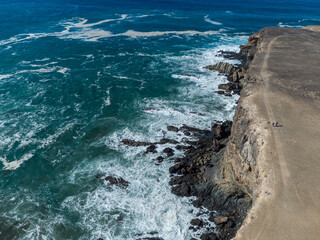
[235, 27, 320, 240]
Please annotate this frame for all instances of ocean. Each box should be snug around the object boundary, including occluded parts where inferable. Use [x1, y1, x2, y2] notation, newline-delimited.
[0, 0, 319, 239]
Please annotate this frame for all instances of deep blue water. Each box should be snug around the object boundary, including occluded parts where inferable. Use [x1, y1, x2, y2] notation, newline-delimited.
[0, 0, 319, 239]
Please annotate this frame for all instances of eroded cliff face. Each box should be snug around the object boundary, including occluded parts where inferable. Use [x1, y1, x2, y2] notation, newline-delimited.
[211, 29, 272, 238]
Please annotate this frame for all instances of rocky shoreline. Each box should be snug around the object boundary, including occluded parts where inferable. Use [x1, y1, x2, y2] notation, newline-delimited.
[96, 32, 262, 240]
[121, 35, 260, 240]
[94, 26, 320, 240]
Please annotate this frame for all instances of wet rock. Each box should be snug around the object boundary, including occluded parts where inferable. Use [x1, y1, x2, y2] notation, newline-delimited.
[180, 125, 210, 135]
[167, 126, 179, 132]
[171, 182, 191, 196]
[136, 238, 163, 240]
[163, 147, 173, 153]
[216, 90, 225, 95]
[104, 176, 129, 188]
[122, 139, 152, 146]
[216, 50, 241, 60]
[233, 88, 242, 95]
[200, 233, 218, 240]
[167, 151, 174, 157]
[157, 138, 179, 144]
[145, 145, 157, 154]
[156, 156, 164, 163]
[190, 218, 203, 227]
[204, 62, 235, 75]
[169, 176, 182, 186]
[225, 92, 232, 97]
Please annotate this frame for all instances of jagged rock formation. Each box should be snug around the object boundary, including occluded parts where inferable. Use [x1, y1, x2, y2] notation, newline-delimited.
[204, 62, 236, 75]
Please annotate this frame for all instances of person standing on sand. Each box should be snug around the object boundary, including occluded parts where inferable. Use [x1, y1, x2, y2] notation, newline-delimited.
[272, 122, 274, 127]
[276, 122, 278, 127]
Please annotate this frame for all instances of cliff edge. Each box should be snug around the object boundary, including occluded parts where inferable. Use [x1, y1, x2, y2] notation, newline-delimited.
[225, 27, 320, 239]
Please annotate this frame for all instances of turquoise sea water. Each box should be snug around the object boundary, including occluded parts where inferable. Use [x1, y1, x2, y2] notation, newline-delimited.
[0, 0, 319, 239]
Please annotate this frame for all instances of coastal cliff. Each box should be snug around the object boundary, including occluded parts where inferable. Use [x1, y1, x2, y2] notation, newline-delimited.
[221, 26, 320, 239]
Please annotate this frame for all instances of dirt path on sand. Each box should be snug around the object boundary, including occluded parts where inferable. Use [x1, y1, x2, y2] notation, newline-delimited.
[235, 28, 320, 240]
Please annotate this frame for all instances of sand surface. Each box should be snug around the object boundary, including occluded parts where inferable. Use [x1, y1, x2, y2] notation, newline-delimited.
[235, 27, 320, 240]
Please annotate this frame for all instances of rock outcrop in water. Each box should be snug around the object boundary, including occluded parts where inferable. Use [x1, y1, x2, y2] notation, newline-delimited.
[204, 62, 236, 75]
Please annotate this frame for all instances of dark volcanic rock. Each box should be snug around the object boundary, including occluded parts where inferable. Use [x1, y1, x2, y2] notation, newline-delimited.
[167, 120, 251, 240]
[157, 138, 179, 144]
[204, 62, 235, 75]
[211, 121, 232, 140]
[167, 151, 174, 157]
[136, 238, 163, 240]
[163, 147, 173, 153]
[216, 90, 225, 95]
[167, 126, 179, 132]
[171, 182, 192, 196]
[216, 50, 241, 60]
[190, 218, 203, 227]
[122, 139, 152, 146]
[200, 233, 218, 240]
[169, 176, 182, 186]
[105, 176, 129, 188]
[156, 156, 164, 163]
[227, 219, 236, 228]
[145, 144, 157, 154]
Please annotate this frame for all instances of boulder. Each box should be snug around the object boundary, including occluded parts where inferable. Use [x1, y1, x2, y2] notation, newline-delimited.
[216, 90, 225, 95]
[167, 126, 179, 132]
[171, 182, 191, 196]
[104, 176, 129, 188]
[145, 145, 157, 154]
[163, 147, 173, 153]
[158, 138, 178, 144]
[156, 156, 164, 163]
[121, 139, 152, 146]
[204, 62, 235, 75]
[218, 83, 235, 91]
[213, 216, 228, 225]
[190, 218, 203, 227]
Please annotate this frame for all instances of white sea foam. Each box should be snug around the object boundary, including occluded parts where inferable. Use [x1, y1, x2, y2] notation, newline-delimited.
[116, 30, 220, 38]
[57, 67, 70, 74]
[0, 153, 33, 170]
[278, 22, 302, 28]
[204, 15, 223, 25]
[0, 74, 13, 80]
[40, 122, 75, 149]
[0, 14, 223, 45]
[76, 44, 241, 239]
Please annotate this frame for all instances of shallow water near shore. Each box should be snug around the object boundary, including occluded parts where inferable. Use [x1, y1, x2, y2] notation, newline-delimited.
[0, 0, 319, 239]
